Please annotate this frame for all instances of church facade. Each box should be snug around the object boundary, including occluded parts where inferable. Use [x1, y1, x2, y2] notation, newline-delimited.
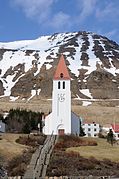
[43, 55, 81, 135]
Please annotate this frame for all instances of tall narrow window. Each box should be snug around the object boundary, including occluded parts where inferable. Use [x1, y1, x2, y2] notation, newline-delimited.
[58, 81, 60, 89]
[63, 81, 65, 89]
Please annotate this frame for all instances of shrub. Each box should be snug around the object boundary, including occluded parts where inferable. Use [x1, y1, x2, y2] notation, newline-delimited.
[103, 158, 114, 166]
[55, 135, 97, 150]
[65, 151, 80, 158]
[16, 134, 46, 147]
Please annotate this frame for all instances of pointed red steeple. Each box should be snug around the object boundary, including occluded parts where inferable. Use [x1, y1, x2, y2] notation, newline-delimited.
[53, 54, 70, 80]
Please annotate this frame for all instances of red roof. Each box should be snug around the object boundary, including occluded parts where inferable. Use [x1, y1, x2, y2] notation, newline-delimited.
[111, 124, 119, 133]
[53, 54, 70, 80]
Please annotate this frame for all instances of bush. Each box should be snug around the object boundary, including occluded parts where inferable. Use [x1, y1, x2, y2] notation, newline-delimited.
[47, 135, 119, 176]
[16, 134, 46, 147]
[65, 151, 80, 158]
[54, 135, 97, 150]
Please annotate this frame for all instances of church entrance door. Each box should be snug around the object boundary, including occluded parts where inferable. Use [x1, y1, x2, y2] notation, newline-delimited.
[58, 129, 65, 135]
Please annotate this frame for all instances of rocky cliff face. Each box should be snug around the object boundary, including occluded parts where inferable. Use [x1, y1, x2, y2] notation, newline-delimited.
[0, 31, 119, 105]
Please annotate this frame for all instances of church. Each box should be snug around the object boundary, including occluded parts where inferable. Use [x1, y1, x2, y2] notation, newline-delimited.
[43, 54, 81, 135]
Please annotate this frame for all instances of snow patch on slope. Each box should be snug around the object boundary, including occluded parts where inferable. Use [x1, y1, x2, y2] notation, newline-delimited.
[3, 74, 16, 96]
[83, 101, 92, 106]
[68, 35, 84, 76]
[0, 31, 119, 99]
[83, 34, 99, 75]
[27, 90, 36, 101]
[87, 34, 99, 60]
[27, 89, 41, 101]
[10, 96, 19, 101]
[0, 40, 33, 50]
[80, 89, 93, 99]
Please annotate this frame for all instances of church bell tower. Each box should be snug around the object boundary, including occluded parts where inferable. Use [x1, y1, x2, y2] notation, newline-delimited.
[52, 54, 71, 135]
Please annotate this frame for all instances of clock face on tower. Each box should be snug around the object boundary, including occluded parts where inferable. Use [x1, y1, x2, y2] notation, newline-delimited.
[58, 93, 65, 102]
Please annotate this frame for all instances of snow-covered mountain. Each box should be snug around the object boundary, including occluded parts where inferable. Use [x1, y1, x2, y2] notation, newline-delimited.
[0, 31, 119, 105]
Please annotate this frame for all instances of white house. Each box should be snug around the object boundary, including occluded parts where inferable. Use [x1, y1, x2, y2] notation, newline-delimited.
[82, 122, 100, 137]
[43, 55, 81, 135]
[111, 124, 119, 140]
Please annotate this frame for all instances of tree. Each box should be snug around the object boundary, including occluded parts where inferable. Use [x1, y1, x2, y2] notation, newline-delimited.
[4, 108, 44, 134]
[79, 121, 85, 136]
[107, 129, 114, 146]
[0, 113, 4, 121]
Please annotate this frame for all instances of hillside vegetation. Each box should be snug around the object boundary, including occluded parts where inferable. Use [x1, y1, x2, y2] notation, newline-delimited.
[47, 135, 119, 177]
[0, 133, 46, 176]
[0, 101, 119, 125]
[67, 138, 119, 162]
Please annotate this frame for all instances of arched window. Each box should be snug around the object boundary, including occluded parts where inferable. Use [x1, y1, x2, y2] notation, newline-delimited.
[63, 81, 65, 89]
[58, 81, 60, 89]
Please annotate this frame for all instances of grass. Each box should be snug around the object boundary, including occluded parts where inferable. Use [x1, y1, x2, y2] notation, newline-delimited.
[1, 101, 119, 125]
[0, 133, 46, 176]
[67, 137, 119, 162]
[0, 133, 28, 162]
[72, 105, 119, 125]
[47, 135, 119, 176]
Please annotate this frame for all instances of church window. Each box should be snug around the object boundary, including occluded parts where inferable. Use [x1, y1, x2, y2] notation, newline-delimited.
[63, 81, 65, 89]
[58, 81, 60, 89]
[60, 73, 64, 78]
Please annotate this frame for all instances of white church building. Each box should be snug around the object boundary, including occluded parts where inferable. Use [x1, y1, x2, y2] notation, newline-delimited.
[43, 55, 81, 135]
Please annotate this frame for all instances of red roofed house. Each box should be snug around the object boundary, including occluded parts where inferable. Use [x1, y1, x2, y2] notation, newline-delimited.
[111, 124, 119, 140]
[43, 54, 81, 135]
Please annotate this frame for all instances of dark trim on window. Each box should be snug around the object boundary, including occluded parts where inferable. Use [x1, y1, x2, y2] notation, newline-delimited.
[58, 81, 60, 89]
[63, 81, 65, 89]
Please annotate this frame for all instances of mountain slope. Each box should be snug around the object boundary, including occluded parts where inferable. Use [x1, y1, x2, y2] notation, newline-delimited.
[0, 31, 119, 105]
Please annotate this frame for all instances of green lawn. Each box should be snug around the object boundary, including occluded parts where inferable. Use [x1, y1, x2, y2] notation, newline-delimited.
[67, 138, 119, 162]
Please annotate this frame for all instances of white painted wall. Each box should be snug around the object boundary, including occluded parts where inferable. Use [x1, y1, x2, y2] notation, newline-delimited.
[111, 128, 119, 140]
[43, 79, 71, 135]
[43, 113, 53, 135]
[43, 74, 82, 135]
[113, 132, 119, 140]
[52, 80, 71, 134]
[82, 123, 100, 137]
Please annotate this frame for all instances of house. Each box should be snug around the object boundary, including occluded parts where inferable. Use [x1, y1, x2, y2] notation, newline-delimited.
[82, 122, 100, 137]
[43, 54, 81, 135]
[101, 124, 112, 137]
[0, 120, 5, 134]
[111, 124, 119, 140]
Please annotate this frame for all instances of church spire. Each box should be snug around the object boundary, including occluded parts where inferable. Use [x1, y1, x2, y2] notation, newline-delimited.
[53, 54, 70, 80]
